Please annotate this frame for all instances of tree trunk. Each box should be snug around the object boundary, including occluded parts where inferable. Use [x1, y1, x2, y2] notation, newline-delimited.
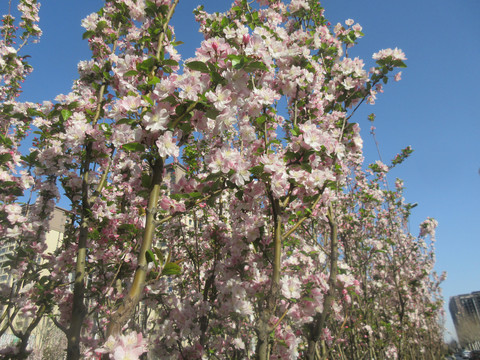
[307, 204, 338, 360]
[106, 158, 164, 337]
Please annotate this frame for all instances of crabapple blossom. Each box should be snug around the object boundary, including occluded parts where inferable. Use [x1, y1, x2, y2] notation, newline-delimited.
[372, 47, 407, 61]
[156, 131, 179, 158]
[0, 1, 445, 359]
[97, 332, 147, 360]
[281, 275, 302, 299]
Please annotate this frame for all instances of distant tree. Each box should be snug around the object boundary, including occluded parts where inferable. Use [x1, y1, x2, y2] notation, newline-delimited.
[457, 317, 480, 347]
[28, 319, 67, 360]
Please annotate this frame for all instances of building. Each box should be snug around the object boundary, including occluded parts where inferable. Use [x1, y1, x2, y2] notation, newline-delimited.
[450, 291, 480, 348]
[0, 206, 69, 285]
[0, 243, 15, 284]
[0, 206, 69, 353]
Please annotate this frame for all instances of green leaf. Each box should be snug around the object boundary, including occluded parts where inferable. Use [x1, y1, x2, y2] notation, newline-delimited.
[227, 55, 246, 70]
[235, 190, 244, 200]
[82, 30, 95, 40]
[124, 70, 139, 77]
[393, 60, 407, 68]
[118, 223, 138, 235]
[96, 20, 108, 31]
[27, 108, 43, 117]
[145, 0, 157, 17]
[61, 109, 72, 122]
[220, 17, 229, 28]
[207, 62, 217, 72]
[21, 150, 39, 165]
[250, 165, 264, 176]
[117, 118, 136, 126]
[145, 249, 158, 267]
[345, 32, 355, 44]
[301, 163, 312, 173]
[148, 76, 161, 86]
[244, 61, 268, 72]
[0, 133, 13, 147]
[162, 262, 181, 276]
[68, 101, 80, 110]
[170, 193, 185, 201]
[137, 57, 157, 73]
[142, 95, 154, 106]
[206, 108, 221, 119]
[188, 192, 202, 199]
[162, 95, 178, 105]
[291, 125, 300, 136]
[122, 142, 145, 152]
[35, 283, 45, 291]
[162, 66, 173, 74]
[141, 172, 151, 188]
[163, 59, 178, 67]
[256, 115, 266, 126]
[179, 122, 193, 134]
[0, 153, 12, 164]
[153, 247, 164, 266]
[175, 104, 187, 115]
[210, 71, 226, 85]
[185, 61, 210, 73]
[166, 27, 173, 41]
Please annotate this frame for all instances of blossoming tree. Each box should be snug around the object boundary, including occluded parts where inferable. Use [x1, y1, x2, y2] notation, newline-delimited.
[0, 0, 445, 359]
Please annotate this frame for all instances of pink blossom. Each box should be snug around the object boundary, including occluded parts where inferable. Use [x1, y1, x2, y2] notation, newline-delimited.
[64, 113, 93, 147]
[372, 47, 407, 61]
[196, 37, 232, 62]
[230, 165, 250, 186]
[342, 77, 355, 90]
[375, 160, 389, 173]
[81, 12, 99, 31]
[205, 85, 232, 111]
[260, 153, 286, 174]
[143, 106, 170, 132]
[177, 72, 203, 101]
[232, 338, 245, 350]
[97, 332, 147, 360]
[385, 345, 398, 359]
[253, 87, 280, 106]
[156, 131, 179, 158]
[419, 217, 438, 238]
[289, 0, 310, 12]
[5, 203, 24, 224]
[321, 327, 333, 346]
[281, 275, 302, 299]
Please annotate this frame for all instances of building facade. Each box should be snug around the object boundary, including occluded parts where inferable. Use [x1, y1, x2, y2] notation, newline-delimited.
[0, 206, 69, 353]
[450, 291, 480, 348]
[0, 206, 69, 285]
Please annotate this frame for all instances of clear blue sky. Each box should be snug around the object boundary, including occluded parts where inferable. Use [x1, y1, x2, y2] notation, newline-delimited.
[3, 0, 479, 342]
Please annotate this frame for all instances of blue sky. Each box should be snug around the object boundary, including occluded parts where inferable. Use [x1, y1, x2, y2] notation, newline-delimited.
[3, 0, 479, 342]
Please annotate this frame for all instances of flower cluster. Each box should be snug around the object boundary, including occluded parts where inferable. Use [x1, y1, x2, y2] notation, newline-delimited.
[0, 0, 445, 359]
[97, 332, 147, 360]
